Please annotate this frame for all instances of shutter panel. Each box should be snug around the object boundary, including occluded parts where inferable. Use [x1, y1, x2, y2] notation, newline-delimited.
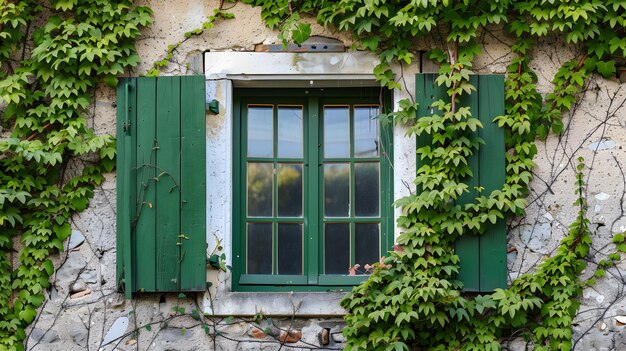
[117, 76, 207, 298]
[415, 73, 506, 292]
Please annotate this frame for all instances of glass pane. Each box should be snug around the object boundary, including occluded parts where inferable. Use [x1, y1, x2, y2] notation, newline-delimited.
[354, 106, 379, 157]
[247, 106, 273, 158]
[247, 223, 272, 274]
[278, 106, 303, 158]
[355, 223, 380, 269]
[278, 164, 303, 217]
[324, 223, 350, 274]
[355, 163, 379, 217]
[278, 223, 303, 275]
[323, 106, 349, 158]
[247, 162, 273, 217]
[324, 164, 350, 217]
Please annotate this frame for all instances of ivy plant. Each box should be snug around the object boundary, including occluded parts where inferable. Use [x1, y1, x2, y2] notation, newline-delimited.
[241, 0, 626, 350]
[0, 0, 151, 349]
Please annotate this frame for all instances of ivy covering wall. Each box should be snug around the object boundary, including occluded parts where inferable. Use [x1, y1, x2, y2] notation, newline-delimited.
[0, 1, 150, 349]
[1, 0, 626, 350]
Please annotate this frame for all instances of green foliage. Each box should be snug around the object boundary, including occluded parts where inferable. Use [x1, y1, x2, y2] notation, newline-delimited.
[241, 0, 624, 350]
[0, 0, 151, 349]
[3, 0, 624, 349]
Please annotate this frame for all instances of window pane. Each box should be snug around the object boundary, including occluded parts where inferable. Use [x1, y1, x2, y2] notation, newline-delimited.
[278, 223, 303, 275]
[354, 106, 379, 157]
[278, 163, 303, 217]
[247, 106, 273, 158]
[247, 162, 273, 217]
[355, 163, 379, 217]
[355, 223, 379, 269]
[324, 223, 349, 274]
[247, 223, 272, 274]
[324, 163, 350, 217]
[323, 106, 349, 158]
[278, 106, 303, 158]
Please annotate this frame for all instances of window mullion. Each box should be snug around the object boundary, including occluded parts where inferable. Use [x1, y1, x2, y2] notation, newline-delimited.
[306, 96, 319, 285]
[273, 106, 278, 275]
[349, 105, 356, 268]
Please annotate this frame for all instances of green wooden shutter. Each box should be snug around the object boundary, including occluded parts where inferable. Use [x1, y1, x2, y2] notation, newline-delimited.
[415, 73, 506, 292]
[116, 76, 207, 298]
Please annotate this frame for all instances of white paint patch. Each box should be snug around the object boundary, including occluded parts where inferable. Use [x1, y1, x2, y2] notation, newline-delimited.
[595, 192, 611, 201]
[543, 212, 554, 221]
[68, 230, 85, 250]
[583, 289, 605, 304]
[588, 139, 617, 151]
[100, 317, 129, 347]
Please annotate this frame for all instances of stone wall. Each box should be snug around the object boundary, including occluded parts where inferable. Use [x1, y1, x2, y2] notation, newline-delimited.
[25, 0, 626, 350]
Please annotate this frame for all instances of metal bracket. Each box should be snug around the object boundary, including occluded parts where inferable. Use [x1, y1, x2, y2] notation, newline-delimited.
[206, 99, 219, 114]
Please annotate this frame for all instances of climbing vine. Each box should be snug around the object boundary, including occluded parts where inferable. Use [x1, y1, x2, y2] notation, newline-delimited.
[240, 0, 626, 350]
[0, 0, 150, 349]
[2, 0, 626, 350]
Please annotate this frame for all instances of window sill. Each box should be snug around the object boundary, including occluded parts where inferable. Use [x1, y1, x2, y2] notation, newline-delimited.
[205, 291, 348, 317]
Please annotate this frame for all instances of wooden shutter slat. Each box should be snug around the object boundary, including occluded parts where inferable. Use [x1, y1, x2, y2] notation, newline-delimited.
[180, 76, 207, 290]
[477, 75, 507, 291]
[455, 75, 481, 292]
[135, 77, 158, 292]
[116, 78, 133, 298]
[155, 77, 183, 291]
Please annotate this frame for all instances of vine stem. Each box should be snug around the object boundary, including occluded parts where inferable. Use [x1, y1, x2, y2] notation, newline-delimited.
[26, 123, 51, 141]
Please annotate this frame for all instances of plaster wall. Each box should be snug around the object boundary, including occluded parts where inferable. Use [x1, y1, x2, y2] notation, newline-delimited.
[24, 0, 626, 350]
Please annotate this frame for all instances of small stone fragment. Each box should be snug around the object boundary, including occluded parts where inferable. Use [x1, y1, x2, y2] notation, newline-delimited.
[278, 330, 302, 343]
[615, 316, 626, 326]
[600, 322, 607, 331]
[101, 316, 129, 347]
[319, 328, 330, 345]
[595, 192, 611, 201]
[332, 332, 346, 343]
[70, 289, 92, 299]
[249, 328, 267, 339]
[68, 230, 85, 250]
[589, 139, 617, 152]
[125, 339, 137, 346]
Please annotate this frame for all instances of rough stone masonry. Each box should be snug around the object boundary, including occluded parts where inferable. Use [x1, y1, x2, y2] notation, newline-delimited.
[25, 0, 626, 350]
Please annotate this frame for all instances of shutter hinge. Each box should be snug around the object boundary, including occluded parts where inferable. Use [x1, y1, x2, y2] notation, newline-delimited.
[206, 99, 219, 114]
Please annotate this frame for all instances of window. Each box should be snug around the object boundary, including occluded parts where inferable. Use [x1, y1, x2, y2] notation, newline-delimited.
[232, 87, 393, 291]
[415, 73, 507, 292]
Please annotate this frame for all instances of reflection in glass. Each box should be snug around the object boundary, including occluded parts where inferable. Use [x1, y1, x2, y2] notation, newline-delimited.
[355, 163, 379, 217]
[278, 164, 303, 217]
[247, 223, 272, 274]
[324, 164, 350, 217]
[354, 106, 379, 157]
[324, 223, 349, 274]
[247, 163, 273, 217]
[278, 223, 303, 275]
[323, 106, 349, 158]
[355, 223, 379, 268]
[278, 106, 303, 158]
[247, 106, 273, 158]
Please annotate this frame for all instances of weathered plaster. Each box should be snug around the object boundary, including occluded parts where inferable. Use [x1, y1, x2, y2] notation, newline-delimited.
[24, 0, 626, 350]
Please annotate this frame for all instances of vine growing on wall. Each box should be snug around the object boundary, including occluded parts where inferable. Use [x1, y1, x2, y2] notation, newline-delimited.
[2, 0, 626, 350]
[241, 0, 626, 350]
[0, 0, 151, 349]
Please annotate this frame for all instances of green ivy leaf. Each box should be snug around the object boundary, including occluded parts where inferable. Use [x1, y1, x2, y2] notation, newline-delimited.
[291, 23, 311, 44]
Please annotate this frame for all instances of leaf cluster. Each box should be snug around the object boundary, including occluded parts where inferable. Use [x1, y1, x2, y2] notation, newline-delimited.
[0, 0, 152, 349]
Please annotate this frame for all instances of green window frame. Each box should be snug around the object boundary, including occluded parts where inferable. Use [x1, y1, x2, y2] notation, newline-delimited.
[232, 87, 394, 291]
